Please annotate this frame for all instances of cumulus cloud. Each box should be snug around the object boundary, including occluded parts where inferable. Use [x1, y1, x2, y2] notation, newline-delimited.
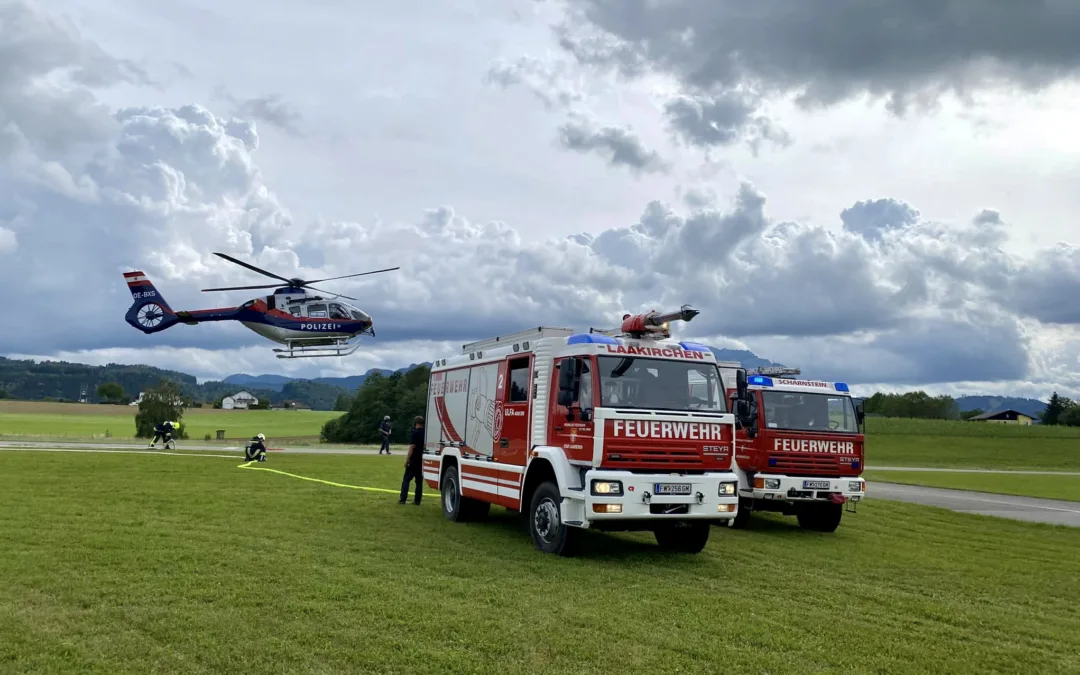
[556, 1, 1080, 108]
[2, 0, 1080, 399]
[556, 116, 668, 174]
[212, 87, 305, 137]
[543, 0, 1080, 153]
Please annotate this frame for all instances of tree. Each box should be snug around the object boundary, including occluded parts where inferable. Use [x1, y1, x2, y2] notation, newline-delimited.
[333, 392, 354, 412]
[960, 408, 984, 420]
[862, 391, 959, 420]
[96, 382, 126, 404]
[321, 366, 430, 444]
[1040, 393, 1072, 426]
[1061, 405, 1080, 427]
[134, 379, 188, 439]
[0, 386, 8, 399]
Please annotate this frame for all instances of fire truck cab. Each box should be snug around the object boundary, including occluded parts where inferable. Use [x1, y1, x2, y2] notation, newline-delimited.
[715, 364, 866, 532]
[421, 305, 755, 556]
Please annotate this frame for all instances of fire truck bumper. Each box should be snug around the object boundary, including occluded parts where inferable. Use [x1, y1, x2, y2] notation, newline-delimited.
[578, 470, 741, 527]
[745, 474, 866, 503]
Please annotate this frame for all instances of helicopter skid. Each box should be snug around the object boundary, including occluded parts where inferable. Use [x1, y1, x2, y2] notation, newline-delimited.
[274, 336, 363, 359]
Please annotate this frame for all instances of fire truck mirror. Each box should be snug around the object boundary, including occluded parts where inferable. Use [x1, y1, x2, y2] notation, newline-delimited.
[735, 368, 748, 399]
[855, 399, 865, 426]
[556, 358, 580, 407]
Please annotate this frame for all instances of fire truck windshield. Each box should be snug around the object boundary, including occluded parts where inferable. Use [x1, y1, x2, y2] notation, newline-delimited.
[761, 391, 859, 433]
[596, 356, 727, 413]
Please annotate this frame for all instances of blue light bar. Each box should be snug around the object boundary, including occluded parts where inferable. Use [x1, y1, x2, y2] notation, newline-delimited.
[834, 382, 850, 392]
[677, 341, 711, 352]
[567, 333, 618, 345]
[747, 375, 773, 386]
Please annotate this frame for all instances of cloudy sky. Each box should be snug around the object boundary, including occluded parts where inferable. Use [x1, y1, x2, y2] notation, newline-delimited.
[1, 0, 1078, 400]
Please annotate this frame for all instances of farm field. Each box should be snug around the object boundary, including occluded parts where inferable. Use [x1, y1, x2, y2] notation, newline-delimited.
[863, 470, 1080, 502]
[1, 450, 1077, 674]
[0, 400, 341, 441]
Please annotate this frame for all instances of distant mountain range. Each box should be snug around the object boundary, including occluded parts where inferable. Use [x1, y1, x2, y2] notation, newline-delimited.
[0, 349, 1048, 417]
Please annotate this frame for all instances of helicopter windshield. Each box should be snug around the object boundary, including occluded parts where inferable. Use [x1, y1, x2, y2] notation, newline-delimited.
[328, 303, 350, 320]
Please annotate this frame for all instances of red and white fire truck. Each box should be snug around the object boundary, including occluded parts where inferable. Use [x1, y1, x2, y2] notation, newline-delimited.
[420, 306, 756, 556]
[713, 364, 867, 532]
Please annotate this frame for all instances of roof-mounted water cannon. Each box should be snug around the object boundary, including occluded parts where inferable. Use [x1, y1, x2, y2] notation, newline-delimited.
[618, 304, 700, 340]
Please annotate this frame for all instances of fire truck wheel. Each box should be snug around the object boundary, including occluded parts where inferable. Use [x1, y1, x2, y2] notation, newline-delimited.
[441, 465, 490, 522]
[797, 502, 843, 532]
[653, 522, 710, 553]
[528, 481, 578, 556]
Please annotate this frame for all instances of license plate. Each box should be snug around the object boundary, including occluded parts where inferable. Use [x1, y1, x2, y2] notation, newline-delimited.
[803, 480, 831, 490]
[654, 483, 691, 495]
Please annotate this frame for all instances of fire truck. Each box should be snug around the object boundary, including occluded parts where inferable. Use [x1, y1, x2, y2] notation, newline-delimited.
[713, 364, 867, 532]
[420, 305, 756, 556]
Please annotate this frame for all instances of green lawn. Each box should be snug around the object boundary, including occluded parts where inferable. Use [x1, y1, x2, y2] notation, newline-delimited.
[0, 401, 341, 441]
[2, 451, 1078, 674]
[863, 417, 1080, 472]
[864, 470, 1080, 502]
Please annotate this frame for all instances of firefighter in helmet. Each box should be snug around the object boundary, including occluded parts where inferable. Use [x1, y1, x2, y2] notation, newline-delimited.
[149, 420, 176, 449]
[245, 433, 267, 462]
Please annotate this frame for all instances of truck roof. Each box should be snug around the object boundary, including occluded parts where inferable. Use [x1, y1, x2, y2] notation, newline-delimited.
[430, 327, 718, 372]
[746, 374, 853, 396]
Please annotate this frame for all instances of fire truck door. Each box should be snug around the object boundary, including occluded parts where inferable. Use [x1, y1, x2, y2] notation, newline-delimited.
[549, 356, 595, 464]
[494, 355, 532, 508]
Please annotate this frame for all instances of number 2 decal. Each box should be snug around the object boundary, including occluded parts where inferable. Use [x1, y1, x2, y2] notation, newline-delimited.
[497, 373, 504, 390]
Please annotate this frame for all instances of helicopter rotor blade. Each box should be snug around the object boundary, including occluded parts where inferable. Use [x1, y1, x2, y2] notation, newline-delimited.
[304, 285, 360, 301]
[213, 252, 293, 284]
[303, 266, 400, 284]
[201, 283, 284, 292]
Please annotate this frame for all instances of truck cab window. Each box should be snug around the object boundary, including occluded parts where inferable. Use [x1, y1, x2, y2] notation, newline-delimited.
[508, 358, 530, 402]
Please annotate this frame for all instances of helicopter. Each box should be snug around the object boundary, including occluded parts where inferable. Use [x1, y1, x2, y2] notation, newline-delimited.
[123, 252, 399, 359]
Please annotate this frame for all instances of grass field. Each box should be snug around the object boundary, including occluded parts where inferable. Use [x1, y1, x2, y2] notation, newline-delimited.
[1, 450, 1078, 674]
[864, 470, 1080, 502]
[0, 401, 341, 441]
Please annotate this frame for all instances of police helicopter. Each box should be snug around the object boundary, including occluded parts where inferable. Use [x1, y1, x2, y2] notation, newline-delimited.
[123, 252, 398, 359]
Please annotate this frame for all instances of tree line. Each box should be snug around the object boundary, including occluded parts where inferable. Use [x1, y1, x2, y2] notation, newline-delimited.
[321, 366, 430, 444]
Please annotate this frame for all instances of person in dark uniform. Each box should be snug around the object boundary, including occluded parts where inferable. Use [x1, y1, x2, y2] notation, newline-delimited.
[149, 420, 175, 449]
[378, 415, 392, 454]
[245, 433, 267, 462]
[398, 415, 425, 505]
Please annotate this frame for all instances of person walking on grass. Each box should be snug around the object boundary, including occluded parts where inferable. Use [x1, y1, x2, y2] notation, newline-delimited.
[398, 415, 425, 505]
[378, 415, 392, 454]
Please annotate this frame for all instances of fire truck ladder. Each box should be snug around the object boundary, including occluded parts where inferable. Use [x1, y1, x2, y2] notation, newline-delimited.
[747, 366, 801, 376]
[461, 326, 575, 355]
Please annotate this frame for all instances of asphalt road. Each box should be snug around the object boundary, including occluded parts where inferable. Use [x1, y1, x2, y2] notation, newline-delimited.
[867, 481, 1080, 527]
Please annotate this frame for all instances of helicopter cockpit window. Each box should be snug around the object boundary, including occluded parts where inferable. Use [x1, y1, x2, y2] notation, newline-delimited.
[288, 305, 301, 317]
[308, 304, 328, 318]
[329, 303, 350, 320]
[350, 309, 368, 321]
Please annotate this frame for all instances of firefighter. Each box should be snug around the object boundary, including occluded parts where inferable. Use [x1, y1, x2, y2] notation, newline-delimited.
[378, 415, 392, 454]
[397, 415, 424, 505]
[245, 433, 267, 462]
[148, 420, 175, 449]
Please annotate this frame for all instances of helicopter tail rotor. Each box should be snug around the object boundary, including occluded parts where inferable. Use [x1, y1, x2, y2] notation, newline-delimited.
[123, 271, 179, 334]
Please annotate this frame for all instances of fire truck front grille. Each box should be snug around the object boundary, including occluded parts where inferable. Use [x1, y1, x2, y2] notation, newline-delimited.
[769, 455, 841, 475]
[604, 448, 703, 469]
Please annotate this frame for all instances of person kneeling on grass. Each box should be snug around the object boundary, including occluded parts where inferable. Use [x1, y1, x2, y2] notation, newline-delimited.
[149, 420, 176, 449]
[245, 433, 267, 462]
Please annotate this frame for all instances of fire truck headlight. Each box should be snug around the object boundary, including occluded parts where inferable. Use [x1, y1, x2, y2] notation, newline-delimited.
[764, 478, 781, 490]
[591, 480, 623, 496]
[718, 481, 737, 496]
[849, 481, 864, 493]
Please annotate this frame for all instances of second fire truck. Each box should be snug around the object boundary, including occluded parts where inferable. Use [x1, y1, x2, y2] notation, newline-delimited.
[714, 364, 867, 532]
[420, 305, 757, 556]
